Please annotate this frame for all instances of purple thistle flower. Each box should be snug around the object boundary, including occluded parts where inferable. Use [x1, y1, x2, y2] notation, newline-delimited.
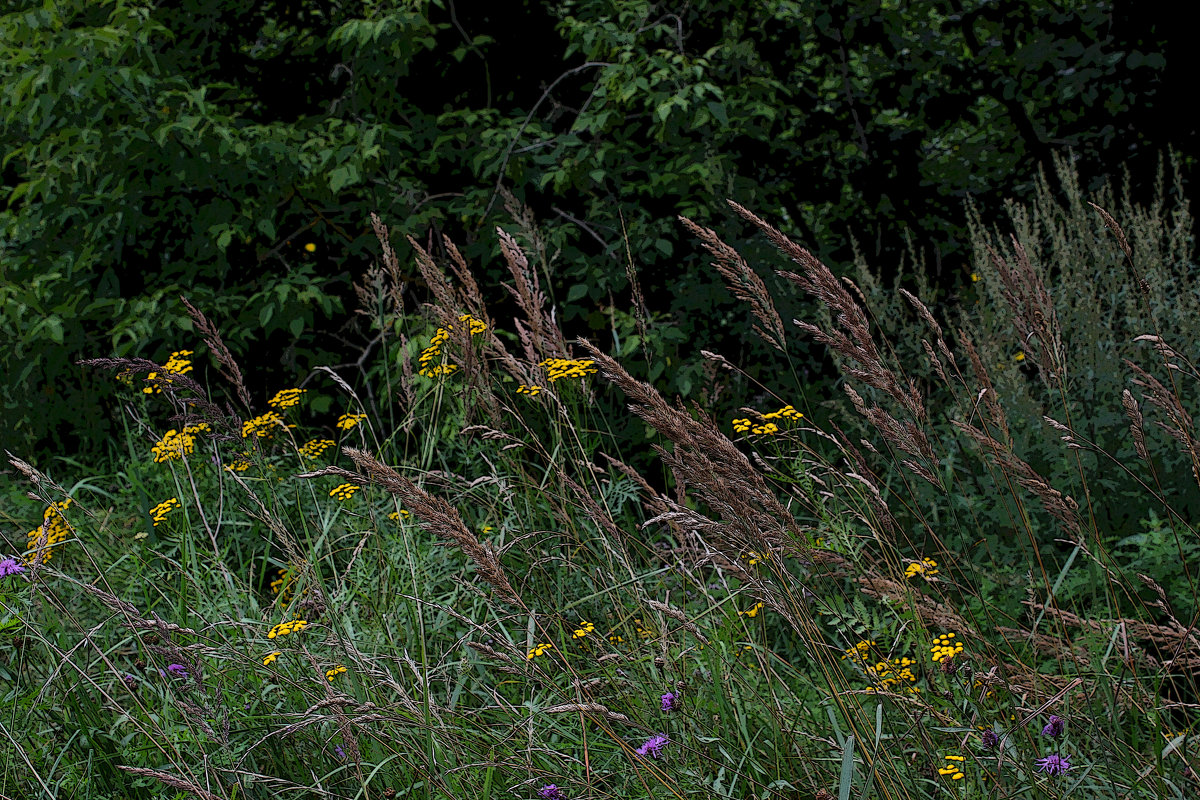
[1036, 754, 1071, 776]
[537, 785, 566, 800]
[0, 557, 26, 578]
[636, 734, 669, 759]
[1041, 715, 1065, 737]
[660, 691, 680, 712]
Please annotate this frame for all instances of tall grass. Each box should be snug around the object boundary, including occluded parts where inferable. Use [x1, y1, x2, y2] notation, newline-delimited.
[2, 155, 1198, 800]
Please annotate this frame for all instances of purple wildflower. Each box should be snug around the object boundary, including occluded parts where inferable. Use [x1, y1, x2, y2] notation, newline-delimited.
[122, 673, 139, 691]
[636, 734, 669, 759]
[334, 744, 346, 760]
[166, 663, 188, 678]
[537, 785, 566, 800]
[660, 691, 680, 712]
[1041, 715, 1065, 737]
[1036, 754, 1071, 776]
[0, 557, 26, 578]
[980, 730, 1000, 750]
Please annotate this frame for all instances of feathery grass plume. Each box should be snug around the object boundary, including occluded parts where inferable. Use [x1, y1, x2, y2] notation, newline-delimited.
[496, 226, 568, 362]
[842, 383, 942, 490]
[898, 287, 961, 387]
[500, 185, 549, 270]
[679, 215, 787, 352]
[406, 233, 460, 319]
[986, 238, 1066, 390]
[576, 339, 803, 562]
[951, 420, 1082, 538]
[180, 296, 253, 412]
[312, 449, 521, 605]
[442, 234, 486, 319]
[729, 201, 943, 488]
[620, 211, 651, 360]
[367, 212, 407, 317]
[114, 766, 224, 800]
[727, 200, 925, 421]
[957, 331, 1012, 448]
[77, 356, 240, 441]
[1125, 358, 1200, 489]
[601, 452, 672, 518]
[1121, 389, 1151, 465]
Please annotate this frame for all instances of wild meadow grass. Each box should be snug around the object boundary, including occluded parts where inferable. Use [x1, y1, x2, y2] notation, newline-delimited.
[2, 156, 1199, 799]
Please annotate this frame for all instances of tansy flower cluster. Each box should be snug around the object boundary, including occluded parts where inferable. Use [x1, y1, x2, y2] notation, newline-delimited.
[938, 754, 965, 781]
[262, 651, 281, 666]
[905, 557, 939, 580]
[142, 350, 193, 394]
[325, 665, 347, 682]
[330, 483, 359, 501]
[270, 568, 297, 604]
[516, 384, 542, 396]
[151, 423, 211, 463]
[225, 455, 252, 472]
[268, 619, 308, 639]
[539, 357, 597, 383]
[732, 404, 803, 435]
[242, 411, 286, 439]
[571, 621, 595, 639]
[931, 632, 964, 662]
[862, 656, 919, 693]
[268, 388, 306, 409]
[743, 550, 768, 566]
[841, 639, 877, 664]
[25, 499, 74, 565]
[336, 413, 366, 431]
[149, 497, 181, 527]
[527, 643, 552, 659]
[739, 602, 765, 618]
[388, 509, 411, 521]
[417, 314, 487, 377]
[299, 438, 335, 460]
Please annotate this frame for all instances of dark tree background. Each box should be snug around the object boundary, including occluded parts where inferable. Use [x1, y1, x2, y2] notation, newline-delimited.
[0, 0, 1193, 460]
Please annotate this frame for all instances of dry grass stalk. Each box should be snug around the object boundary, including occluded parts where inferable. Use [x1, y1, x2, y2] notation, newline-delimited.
[1125, 358, 1199, 488]
[577, 339, 803, 562]
[645, 599, 709, 644]
[541, 702, 632, 723]
[1121, 388, 1152, 464]
[115, 766, 225, 800]
[826, 423, 899, 541]
[497, 226, 567, 361]
[843, 384, 942, 491]
[958, 332, 1012, 448]
[727, 200, 924, 421]
[899, 287, 962, 386]
[406, 234, 460, 320]
[953, 420, 1082, 536]
[857, 574, 975, 634]
[443, 233, 486, 318]
[679, 215, 787, 352]
[601, 453, 671, 517]
[986, 239, 1066, 389]
[316, 449, 521, 606]
[77, 356, 239, 440]
[180, 296, 253, 412]
[621, 212, 651, 358]
[361, 212, 407, 319]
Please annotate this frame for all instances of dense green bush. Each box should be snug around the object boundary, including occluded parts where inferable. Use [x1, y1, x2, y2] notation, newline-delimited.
[1, 0, 1183, 461]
